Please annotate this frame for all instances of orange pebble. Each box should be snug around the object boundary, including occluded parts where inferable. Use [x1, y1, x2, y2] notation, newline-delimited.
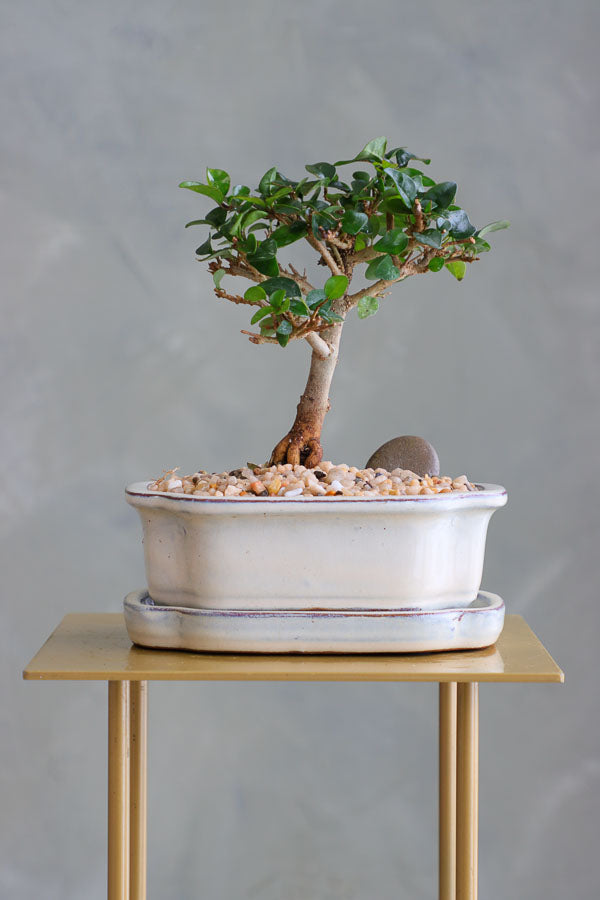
[250, 481, 265, 494]
[267, 476, 282, 496]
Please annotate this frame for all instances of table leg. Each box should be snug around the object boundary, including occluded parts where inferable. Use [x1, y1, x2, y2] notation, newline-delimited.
[108, 681, 130, 900]
[130, 682, 148, 900]
[439, 682, 457, 900]
[456, 683, 479, 900]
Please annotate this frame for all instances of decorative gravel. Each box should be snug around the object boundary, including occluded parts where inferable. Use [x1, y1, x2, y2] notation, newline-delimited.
[147, 462, 477, 499]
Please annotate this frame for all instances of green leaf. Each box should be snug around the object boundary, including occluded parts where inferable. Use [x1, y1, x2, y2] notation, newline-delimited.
[477, 220, 510, 237]
[206, 168, 230, 200]
[354, 233, 368, 251]
[226, 211, 245, 238]
[240, 209, 266, 230]
[267, 185, 294, 203]
[306, 162, 336, 179]
[428, 257, 444, 272]
[213, 268, 225, 289]
[250, 306, 273, 324]
[336, 136, 387, 165]
[422, 181, 457, 209]
[351, 175, 373, 194]
[274, 200, 303, 216]
[271, 222, 307, 248]
[247, 238, 278, 277]
[387, 148, 431, 167]
[306, 289, 327, 309]
[439, 209, 476, 239]
[385, 170, 417, 208]
[195, 237, 213, 256]
[240, 233, 258, 255]
[260, 277, 301, 299]
[328, 179, 351, 192]
[319, 307, 344, 323]
[244, 285, 268, 304]
[276, 319, 293, 347]
[258, 167, 278, 196]
[312, 212, 337, 238]
[290, 298, 310, 317]
[445, 260, 467, 281]
[205, 207, 228, 227]
[357, 296, 379, 319]
[269, 289, 286, 312]
[235, 195, 268, 208]
[416, 229, 443, 249]
[179, 181, 223, 203]
[259, 318, 276, 336]
[380, 198, 408, 216]
[324, 275, 348, 300]
[365, 255, 400, 281]
[341, 209, 368, 235]
[472, 237, 491, 253]
[363, 215, 382, 236]
[251, 256, 279, 277]
[296, 179, 320, 197]
[272, 171, 296, 186]
[403, 167, 434, 182]
[373, 229, 409, 255]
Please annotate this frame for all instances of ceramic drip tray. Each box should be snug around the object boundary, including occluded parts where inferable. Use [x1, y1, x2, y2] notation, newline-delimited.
[123, 590, 505, 654]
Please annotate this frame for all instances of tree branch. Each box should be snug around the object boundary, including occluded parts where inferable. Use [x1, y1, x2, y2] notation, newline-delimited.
[278, 263, 315, 294]
[344, 255, 432, 311]
[214, 288, 263, 306]
[304, 332, 332, 358]
[345, 277, 406, 310]
[305, 231, 344, 276]
[330, 243, 345, 271]
[413, 198, 425, 233]
[214, 256, 266, 285]
[240, 328, 332, 358]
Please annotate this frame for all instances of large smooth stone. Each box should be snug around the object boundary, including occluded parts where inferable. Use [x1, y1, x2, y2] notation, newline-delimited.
[366, 435, 440, 477]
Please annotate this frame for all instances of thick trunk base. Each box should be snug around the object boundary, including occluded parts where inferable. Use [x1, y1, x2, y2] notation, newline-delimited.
[269, 324, 342, 469]
[270, 422, 323, 468]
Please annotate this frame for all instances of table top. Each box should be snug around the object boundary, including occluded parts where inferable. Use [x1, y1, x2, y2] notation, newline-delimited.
[23, 613, 564, 683]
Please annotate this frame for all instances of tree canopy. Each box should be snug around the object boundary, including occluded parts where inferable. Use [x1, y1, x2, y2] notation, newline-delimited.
[180, 136, 508, 351]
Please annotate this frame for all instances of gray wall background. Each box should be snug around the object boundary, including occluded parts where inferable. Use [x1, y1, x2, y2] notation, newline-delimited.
[2, 0, 599, 897]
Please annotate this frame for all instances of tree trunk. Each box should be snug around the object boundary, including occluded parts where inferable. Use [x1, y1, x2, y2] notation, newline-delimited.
[270, 323, 343, 467]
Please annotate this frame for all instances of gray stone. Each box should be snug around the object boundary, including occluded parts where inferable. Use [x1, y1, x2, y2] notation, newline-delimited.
[366, 435, 440, 477]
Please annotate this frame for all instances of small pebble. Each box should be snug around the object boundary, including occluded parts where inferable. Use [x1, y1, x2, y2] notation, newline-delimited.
[148, 464, 476, 500]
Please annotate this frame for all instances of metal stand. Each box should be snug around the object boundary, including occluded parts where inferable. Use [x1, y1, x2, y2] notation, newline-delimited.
[23, 612, 563, 900]
[108, 681, 148, 900]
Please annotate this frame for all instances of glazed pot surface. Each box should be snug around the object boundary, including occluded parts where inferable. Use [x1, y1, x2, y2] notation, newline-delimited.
[126, 483, 507, 611]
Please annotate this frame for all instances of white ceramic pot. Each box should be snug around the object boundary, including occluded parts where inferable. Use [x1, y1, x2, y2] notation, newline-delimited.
[126, 483, 506, 611]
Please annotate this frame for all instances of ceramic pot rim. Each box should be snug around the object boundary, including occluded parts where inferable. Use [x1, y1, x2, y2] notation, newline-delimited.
[125, 481, 507, 515]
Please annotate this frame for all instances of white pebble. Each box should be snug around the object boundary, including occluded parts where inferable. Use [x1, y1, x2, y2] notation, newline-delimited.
[284, 487, 304, 497]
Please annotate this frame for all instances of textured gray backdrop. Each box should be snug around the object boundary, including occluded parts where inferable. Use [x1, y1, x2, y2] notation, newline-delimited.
[2, 1, 599, 897]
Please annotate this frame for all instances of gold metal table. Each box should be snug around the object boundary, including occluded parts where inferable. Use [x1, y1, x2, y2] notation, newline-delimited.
[23, 613, 563, 900]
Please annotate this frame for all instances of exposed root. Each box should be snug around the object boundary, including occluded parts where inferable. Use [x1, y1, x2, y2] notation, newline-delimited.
[270, 430, 323, 468]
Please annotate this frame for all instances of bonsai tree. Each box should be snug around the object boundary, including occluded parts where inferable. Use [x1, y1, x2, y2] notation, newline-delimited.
[180, 137, 508, 468]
